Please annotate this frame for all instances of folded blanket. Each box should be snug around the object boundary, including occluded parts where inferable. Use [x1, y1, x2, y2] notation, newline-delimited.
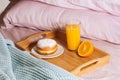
[0, 33, 84, 80]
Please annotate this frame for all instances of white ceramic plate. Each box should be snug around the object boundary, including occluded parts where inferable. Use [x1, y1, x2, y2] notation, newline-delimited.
[31, 44, 64, 58]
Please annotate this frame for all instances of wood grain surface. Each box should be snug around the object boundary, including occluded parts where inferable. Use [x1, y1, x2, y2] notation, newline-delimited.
[16, 30, 110, 76]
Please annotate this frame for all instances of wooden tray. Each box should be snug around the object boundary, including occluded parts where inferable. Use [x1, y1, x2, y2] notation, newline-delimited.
[16, 31, 110, 76]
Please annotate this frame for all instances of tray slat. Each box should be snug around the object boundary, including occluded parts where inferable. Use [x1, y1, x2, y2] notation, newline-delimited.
[16, 31, 110, 76]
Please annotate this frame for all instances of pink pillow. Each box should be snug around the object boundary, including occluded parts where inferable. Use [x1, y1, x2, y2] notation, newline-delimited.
[3, 0, 120, 44]
[34, 0, 120, 16]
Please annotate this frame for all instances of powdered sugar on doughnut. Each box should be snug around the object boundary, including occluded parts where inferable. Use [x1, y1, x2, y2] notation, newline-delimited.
[37, 39, 57, 48]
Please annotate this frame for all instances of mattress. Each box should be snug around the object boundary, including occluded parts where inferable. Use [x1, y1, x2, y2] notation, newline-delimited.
[0, 25, 120, 80]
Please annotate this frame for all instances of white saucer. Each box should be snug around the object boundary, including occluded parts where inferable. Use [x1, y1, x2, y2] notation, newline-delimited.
[31, 44, 64, 58]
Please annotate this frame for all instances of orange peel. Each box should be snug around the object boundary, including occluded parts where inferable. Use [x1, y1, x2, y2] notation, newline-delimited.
[77, 40, 94, 57]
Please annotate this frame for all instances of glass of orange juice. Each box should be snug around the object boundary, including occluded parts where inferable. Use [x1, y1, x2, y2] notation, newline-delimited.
[66, 24, 80, 50]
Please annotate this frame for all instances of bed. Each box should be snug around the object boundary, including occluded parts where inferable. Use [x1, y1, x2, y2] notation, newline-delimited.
[0, 0, 120, 80]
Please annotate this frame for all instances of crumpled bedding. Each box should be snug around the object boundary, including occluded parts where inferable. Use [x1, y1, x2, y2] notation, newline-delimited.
[1, 0, 120, 79]
[0, 31, 83, 80]
[0, 26, 120, 80]
[3, 0, 120, 44]
[0, 26, 40, 42]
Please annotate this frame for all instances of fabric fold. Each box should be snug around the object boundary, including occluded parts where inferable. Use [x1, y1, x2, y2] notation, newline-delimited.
[0, 33, 83, 80]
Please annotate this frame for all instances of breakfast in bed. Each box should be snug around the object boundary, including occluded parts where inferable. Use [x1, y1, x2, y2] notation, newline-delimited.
[0, 0, 120, 80]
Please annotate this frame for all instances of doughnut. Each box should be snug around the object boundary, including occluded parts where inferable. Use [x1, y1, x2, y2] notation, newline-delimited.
[35, 39, 58, 55]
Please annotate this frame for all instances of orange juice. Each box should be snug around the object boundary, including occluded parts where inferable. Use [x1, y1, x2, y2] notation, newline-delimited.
[66, 24, 80, 50]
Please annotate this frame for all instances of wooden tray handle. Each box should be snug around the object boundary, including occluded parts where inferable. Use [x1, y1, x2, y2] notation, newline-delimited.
[80, 60, 98, 71]
[16, 31, 56, 50]
[71, 59, 100, 75]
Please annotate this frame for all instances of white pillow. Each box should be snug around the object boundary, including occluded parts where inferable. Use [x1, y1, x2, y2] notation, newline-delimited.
[3, 0, 120, 44]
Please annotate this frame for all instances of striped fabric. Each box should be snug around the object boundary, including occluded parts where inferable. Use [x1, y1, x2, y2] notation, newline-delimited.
[0, 33, 84, 80]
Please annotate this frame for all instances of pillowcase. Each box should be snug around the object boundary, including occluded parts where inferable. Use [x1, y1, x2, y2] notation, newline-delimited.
[34, 0, 120, 16]
[3, 0, 120, 44]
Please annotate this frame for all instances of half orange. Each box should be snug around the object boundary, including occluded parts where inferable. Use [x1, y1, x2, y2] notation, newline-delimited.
[77, 40, 94, 57]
